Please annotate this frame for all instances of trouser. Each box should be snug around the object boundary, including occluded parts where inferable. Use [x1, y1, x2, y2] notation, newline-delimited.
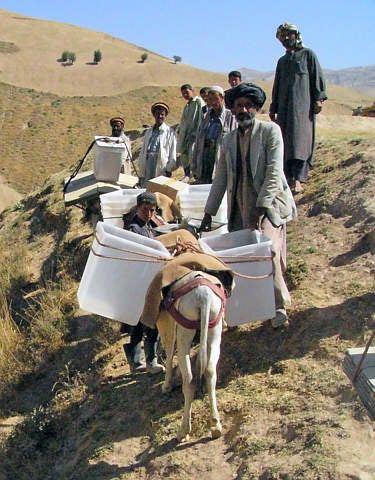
[128, 321, 159, 364]
[285, 158, 309, 183]
[261, 218, 291, 310]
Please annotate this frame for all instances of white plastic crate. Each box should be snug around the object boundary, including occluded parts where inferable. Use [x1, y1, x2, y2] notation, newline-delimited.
[177, 184, 227, 236]
[94, 136, 126, 181]
[199, 229, 275, 325]
[100, 188, 146, 228]
[77, 221, 171, 324]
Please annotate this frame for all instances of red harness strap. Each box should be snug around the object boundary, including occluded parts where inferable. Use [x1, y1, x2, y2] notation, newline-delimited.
[163, 276, 227, 330]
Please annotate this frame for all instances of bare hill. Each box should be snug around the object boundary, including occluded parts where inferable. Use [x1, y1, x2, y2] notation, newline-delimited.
[0, 8, 227, 96]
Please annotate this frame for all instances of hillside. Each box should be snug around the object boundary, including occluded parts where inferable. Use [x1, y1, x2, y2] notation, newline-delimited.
[0, 119, 374, 479]
[0, 78, 374, 198]
[0, 8, 227, 96]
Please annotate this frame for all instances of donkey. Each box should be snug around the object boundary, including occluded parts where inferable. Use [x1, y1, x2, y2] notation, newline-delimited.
[156, 270, 227, 442]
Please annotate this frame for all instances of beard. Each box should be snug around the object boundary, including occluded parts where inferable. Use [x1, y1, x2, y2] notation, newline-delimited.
[282, 38, 297, 49]
[236, 111, 255, 128]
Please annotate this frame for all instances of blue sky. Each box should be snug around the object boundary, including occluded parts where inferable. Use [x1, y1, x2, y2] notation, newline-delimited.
[1, 0, 374, 73]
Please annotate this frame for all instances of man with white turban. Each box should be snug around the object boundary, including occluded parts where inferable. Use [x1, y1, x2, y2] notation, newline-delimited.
[269, 23, 327, 194]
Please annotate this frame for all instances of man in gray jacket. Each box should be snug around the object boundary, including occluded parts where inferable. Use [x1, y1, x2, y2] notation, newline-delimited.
[191, 85, 237, 184]
[200, 83, 296, 328]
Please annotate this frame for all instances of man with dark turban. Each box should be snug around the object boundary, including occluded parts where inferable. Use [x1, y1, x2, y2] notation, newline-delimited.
[269, 23, 327, 194]
[138, 102, 177, 187]
[109, 116, 132, 174]
[200, 83, 297, 328]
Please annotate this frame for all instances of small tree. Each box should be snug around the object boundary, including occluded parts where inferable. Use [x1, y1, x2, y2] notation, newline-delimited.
[173, 55, 182, 64]
[67, 52, 76, 64]
[61, 50, 69, 62]
[140, 52, 148, 63]
[93, 49, 102, 64]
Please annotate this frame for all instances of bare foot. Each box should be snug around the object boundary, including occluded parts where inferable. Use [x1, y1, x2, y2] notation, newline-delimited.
[294, 180, 304, 193]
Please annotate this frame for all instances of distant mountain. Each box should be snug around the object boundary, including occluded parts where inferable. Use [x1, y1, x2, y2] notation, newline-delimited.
[240, 65, 375, 98]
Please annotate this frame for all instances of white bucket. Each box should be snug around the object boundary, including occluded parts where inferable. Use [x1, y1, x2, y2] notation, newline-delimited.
[199, 229, 275, 325]
[94, 136, 126, 182]
[77, 221, 171, 324]
[100, 188, 146, 228]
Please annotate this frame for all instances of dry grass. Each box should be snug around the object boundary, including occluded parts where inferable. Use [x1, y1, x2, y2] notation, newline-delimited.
[0, 292, 24, 384]
[0, 131, 373, 479]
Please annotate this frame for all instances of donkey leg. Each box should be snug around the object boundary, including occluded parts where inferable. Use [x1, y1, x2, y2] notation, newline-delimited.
[157, 312, 175, 394]
[206, 321, 223, 439]
[176, 326, 196, 442]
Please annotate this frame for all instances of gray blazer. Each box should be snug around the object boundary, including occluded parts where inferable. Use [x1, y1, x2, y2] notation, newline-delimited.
[204, 118, 296, 229]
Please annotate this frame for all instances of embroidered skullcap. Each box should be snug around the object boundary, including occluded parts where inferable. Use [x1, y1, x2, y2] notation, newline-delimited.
[276, 23, 304, 48]
[151, 102, 169, 115]
[110, 116, 125, 127]
[224, 83, 266, 110]
[208, 85, 224, 96]
[137, 191, 157, 207]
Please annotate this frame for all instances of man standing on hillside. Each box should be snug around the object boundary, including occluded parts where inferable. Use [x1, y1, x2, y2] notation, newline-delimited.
[192, 85, 236, 184]
[176, 84, 205, 181]
[138, 102, 177, 187]
[110, 116, 132, 174]
[269, 23, 327, 194]
[200, 83, 296, 328]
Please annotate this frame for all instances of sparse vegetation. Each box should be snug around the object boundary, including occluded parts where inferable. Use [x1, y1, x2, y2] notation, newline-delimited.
[93, 49, 102, 64]
[173, 55, 182, 64]
[140, 52, 148, 63]
[0, 11, 374, 478]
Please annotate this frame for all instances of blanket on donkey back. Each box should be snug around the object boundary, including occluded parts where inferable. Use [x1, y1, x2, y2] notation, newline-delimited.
[140, 230, 234, 329]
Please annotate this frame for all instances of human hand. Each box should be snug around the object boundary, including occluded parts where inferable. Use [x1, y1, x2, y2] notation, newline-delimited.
[199, 213, 212, 232]
[313, 100, 323, 114]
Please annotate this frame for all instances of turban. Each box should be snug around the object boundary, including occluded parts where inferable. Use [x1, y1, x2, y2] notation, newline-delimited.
[208, 85, 224, 96]
[224, 83, 266, 110]
[110, 116, 125, 127]
[137, 191, 157, 207]
[276, 23, 304, 48]
[151, 102, 169, 115]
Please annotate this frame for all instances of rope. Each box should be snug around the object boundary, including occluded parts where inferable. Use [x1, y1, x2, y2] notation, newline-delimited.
[94, 234, 168, 260]
[91, 246, 168, 263]
[91, 235, 274, 280]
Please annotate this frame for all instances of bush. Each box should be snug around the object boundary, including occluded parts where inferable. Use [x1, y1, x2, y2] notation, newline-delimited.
[140, 52, 148, 63]
[93, 49, 102, 64]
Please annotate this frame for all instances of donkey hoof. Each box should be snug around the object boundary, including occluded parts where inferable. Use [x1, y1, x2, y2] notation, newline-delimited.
[162, 383, 172, 394]
[177, 431, 190, 443]
[177, 433, 190, 443]
[211, 424, 222, 439]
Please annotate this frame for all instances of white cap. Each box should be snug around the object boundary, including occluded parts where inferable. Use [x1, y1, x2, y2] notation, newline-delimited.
[208, 85, 224, 96]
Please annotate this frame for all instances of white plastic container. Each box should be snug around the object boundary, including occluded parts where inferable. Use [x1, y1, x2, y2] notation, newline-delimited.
[177, 184, 227, 235]
[94, 136, 126, 182]
[199, 229, 275, 326]
[77, 221, 171, 324]
[100, 188, 146, 228]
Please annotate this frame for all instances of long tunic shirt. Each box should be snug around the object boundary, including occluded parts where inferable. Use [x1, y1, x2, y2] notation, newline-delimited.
[177, 96, 205, 168]
[138, 123, 176, 185]
[269, 47, 327, 168]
